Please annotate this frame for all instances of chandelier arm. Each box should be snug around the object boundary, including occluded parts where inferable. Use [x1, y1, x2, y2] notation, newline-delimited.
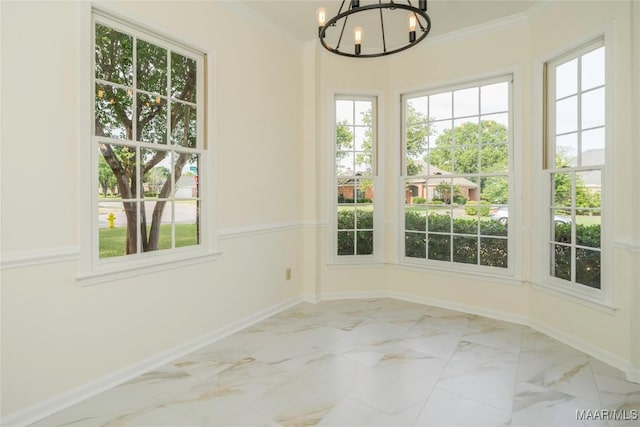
[335, 11, 349, 51]
[378, 0, 387, 53]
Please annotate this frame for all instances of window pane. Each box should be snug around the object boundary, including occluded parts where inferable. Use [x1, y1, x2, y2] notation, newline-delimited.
[95, 24, 133, 86]
[556, 96, 578, 134]
[555, 133, 578, 166]
[428, 234, 450, 261]
[175, 153, 199, 199]
[480, 237, 507, 267]
[98, 152, 119, 198]
[553, 216, 572, 244]
[337, 231, 355, 255]
[481, 177, 508, 204]
[480, 145, 508, 173]
[453, 236, 477, 264]
[99, 144, 137, 197]
[576, 218, 600, 249]
[336, 123, 354, 150]
[581, 128, 605, 159]
[453, 216, 477, 234]
[137, 39, 167, 94]
[407, 97, 428, 125]
[480, 117, 508, 142]
[336, 100, 353, 124]
[406, 232, 426, 258]
[481, 211, 508, 236]
[338, 206, 355, 230]
[429, 92, 452, 120]
[355, 101, 372, 126]
[142, 149, 171, 198]
[454, 87, 479, 117]
[552, 172, 573, 207]
[480, 82, 509, 114]
[555, 58, 577, 99]
[581, 47, 605, 91]
[142, 200, 172, 252]
[426, 148, 452, 173]
[356, 231, 373, 255]
[99, 201, 136, 258]
[171, 102, 197, 147]
[171, 52, 197, 103]
[428, 210, 451, 233]
[552, 243, 571, 281]
[175, 201, 199, 248]
[405, 207, 426, 231]
[337, 152, 354, 176]
[95, 84, 133, 139]
[581, 88, 605, 129]
[356, 207, 373, 229]
[576, 248, 600, 288]
[137, 93, 167, 144]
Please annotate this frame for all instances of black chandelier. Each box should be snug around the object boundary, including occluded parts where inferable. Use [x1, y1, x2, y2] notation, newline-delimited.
[317, 0, 431, 58]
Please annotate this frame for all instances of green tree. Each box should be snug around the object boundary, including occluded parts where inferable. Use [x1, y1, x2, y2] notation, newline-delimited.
[429, 120, 508, 175]
[433, 182, 460, 204]
[95, 24, 197, 254]
[405, 104, 431, 176]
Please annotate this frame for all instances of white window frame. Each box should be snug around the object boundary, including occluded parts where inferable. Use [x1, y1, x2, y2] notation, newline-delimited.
[78, 6, 218, 285]
[399, 75, 517, 278]
[331, 93, 382, 264]
[536, 36, 614, 309]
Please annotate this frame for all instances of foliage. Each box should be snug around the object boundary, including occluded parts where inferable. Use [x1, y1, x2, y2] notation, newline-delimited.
[337, 209, 374, 255]
[433, 182, 461, 204]
[429, 120, 508, 175]
[98, 156, 117, 196]
[464, 200, 491, 216]
[412, 197, 426, 204]
[552, 222, 601, 288]
[405, 104, 431, 175]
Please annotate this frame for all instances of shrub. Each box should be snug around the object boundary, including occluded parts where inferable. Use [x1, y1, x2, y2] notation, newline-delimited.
[412, 197, 426, 204]
[453, 195, 467, 205]
[464, 200, 490, 216]
[430, 200, 444, 205]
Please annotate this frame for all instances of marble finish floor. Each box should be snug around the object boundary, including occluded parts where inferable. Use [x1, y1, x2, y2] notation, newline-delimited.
[34, 298, 640, 426]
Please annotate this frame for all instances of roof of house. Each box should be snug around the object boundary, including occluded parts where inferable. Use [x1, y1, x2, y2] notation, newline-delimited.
[407, 160, 479, 188]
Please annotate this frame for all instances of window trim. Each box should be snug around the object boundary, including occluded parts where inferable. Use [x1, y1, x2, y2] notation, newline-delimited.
[398, 75, 517, 278]
[330, 92, 383, 264]
[534, 31, 615, 310]
[78, 5, 219, 285]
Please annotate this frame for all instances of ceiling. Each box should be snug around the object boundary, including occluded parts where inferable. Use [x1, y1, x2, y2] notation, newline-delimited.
[237, 0, 538, 46]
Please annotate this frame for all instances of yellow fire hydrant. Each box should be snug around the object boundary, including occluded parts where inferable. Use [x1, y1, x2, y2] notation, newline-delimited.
[107, 212, 116, 229]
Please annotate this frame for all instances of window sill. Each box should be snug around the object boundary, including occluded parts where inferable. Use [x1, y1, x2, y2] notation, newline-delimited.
[77, 250, 222, 286]
[395, 259, 524, 287]
[531, 280, 617, 315]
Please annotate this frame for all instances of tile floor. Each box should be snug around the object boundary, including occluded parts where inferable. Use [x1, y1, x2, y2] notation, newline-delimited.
[34, 298, 640, 426]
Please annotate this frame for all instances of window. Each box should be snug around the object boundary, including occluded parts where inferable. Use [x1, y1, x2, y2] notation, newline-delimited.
[92, 13, 206, 264]
[544, 40, 605, 291]
[402, 78, 512, 270]
[335, 96, 377, 257]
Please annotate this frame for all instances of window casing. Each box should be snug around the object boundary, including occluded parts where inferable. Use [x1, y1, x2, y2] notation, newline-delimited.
[401, 77, 513, 272]
[88, 11, 209, 275]
[334, 96, 377, 259]
[544, 40, 605, 293]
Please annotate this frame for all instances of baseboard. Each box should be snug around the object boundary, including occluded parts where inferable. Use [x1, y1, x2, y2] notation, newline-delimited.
[389, 291, 529, 326]
[1, 296, 303, 427]
[528, 318, 640, 385]
[319, 291, 391, 301]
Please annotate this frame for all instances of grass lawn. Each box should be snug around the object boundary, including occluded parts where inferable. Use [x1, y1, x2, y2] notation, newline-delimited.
[99, 224, 198, 258]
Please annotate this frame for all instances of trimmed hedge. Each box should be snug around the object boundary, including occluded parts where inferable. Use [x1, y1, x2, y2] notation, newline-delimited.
[339, 209, 601, 287]
[464, 200, 491, 216]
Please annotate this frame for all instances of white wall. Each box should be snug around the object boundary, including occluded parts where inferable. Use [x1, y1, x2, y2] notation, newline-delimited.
[0, 0, 303, 419]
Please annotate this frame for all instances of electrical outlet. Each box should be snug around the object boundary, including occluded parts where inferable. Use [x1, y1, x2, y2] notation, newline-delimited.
[285, 268, 292, 280]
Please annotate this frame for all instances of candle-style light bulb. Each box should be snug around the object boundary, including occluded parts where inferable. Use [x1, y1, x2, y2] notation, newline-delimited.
[354, 26, 363, 55]
[408, 13, 417, 42]
[317, 7, 327, 37]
